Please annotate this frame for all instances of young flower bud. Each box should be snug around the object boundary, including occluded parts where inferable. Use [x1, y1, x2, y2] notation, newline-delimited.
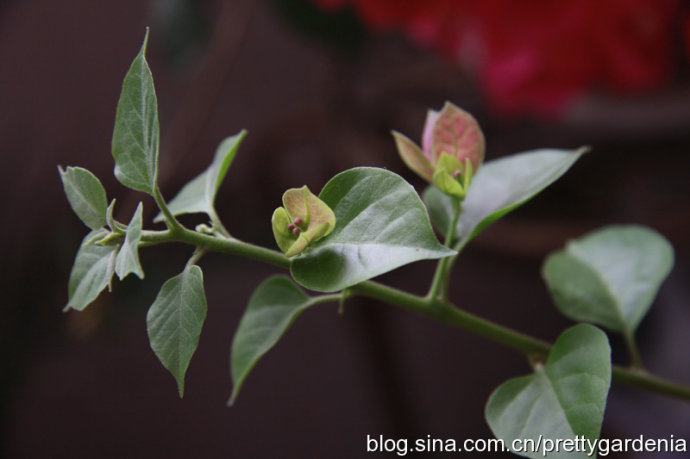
[271, 185, 336, 257]
[432, 152, 469, 200]
[392, 102, 484, 200]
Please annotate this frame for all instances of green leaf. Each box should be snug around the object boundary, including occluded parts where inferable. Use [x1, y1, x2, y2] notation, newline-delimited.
[229, 276, 313, 405]
[291, 167, 455, 292]
[156, 130, 247, 221]
[65, 229, 118, 311]
[424, 148, 586, 246]
[146, 265, 207, 397]
[486, 324, 611, 459]
[111, 28, 160, 194]
[58, 166, 108, 230]
[542, 225, 673, 335]
[115, 202, 144, 280]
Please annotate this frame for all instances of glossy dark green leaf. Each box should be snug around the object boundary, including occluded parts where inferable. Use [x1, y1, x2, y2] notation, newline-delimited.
[111, 29, 160, 194]
[147, 265, 207, 397]
[59, 166, 108, 230]
[291, 167, 455, 292]
[542, 225, 673, 335]
[115, 202, 144, 280]
[486, 324, 611, 459]
[229, 276, 313, 405]
[65, 229, 118, 311]
[156, 130, 247, 221]
[424, 148, 586, 246]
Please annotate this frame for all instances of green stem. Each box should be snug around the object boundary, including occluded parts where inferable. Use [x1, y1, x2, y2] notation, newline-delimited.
[209, 207, 232, 238]
[354, 281, 551, 357]
[137, 228, 690, 402]
[439, 238, 470, 302]
[350, 280, 690, 402]
[141, 228, 290, 269]
[185, 247, 207, 269]
[307, 293, 343, 308]
[428, 199, 461, 301]
[612, 367, 690, 401]
[153, 185, 183, 232]
[623, 330, 644, 369]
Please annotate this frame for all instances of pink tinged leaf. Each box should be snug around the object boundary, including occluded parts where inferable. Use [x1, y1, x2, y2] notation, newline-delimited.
[305, 190, 335, 232]
[392, 131, 434, 182]
[431, 102, 485, 171]
[282, 187, 309, 224]
[422, 109, 440, 157]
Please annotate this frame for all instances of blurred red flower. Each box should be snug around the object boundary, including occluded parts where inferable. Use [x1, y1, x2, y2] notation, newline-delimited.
[313, 0, 681, 117]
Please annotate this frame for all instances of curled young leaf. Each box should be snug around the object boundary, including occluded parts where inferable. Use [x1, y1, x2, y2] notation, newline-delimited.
[431, 153, 473, 199]
[115, 202, 145, 280]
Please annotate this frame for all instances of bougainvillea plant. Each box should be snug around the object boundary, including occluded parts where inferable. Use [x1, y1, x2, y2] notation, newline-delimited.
[59, 31, 689, 456]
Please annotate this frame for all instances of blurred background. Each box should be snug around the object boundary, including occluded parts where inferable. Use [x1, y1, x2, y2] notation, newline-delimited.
[1, 0, 689, 457]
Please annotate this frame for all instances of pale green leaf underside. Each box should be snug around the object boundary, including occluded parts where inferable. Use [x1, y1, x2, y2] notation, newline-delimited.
[229, 276, 311, 405]
[111, 29, 160, 194]
[424, 148, 585, 246]
[66, 229, 118, 311]
[542, 225, 673, 334]
[59, 166, 108, 230]
[115, 202, 144, 280]
[156, 130, 247, 221]
[486, 324, 611, 459]
[146, 265, 207, 398]
[291, 167, 455, 292]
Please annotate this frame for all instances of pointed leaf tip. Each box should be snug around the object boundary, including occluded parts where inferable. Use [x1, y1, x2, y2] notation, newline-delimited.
[111, 29, 160, 194]
[157, 130, 248, 222]
[147, 265, 207, 398]
[230, 276, 311, 404]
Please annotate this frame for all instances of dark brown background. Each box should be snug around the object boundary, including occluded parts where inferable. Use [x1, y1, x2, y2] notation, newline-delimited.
[1, 1, 689, 457]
